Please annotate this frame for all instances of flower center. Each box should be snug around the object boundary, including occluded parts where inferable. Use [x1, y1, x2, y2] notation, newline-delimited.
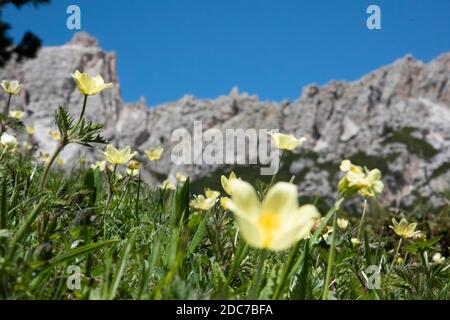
[258, 212, 281, 248]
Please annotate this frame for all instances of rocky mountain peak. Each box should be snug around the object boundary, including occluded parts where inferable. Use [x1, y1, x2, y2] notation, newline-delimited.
[67, 32, 99, 47]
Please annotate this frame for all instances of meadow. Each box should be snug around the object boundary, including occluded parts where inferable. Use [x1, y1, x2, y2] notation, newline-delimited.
[0, 73, 448, 300]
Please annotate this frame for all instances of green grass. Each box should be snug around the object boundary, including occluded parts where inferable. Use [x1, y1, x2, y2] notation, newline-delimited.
[0, 149, 448, 300]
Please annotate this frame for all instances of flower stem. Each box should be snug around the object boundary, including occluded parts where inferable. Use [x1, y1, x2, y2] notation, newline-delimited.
[39, 142, 64, 191]
[272, 241, 300, 299]
[389, 238, 402, 272]
[322, 210, 338, 300]
[5, 94, 11, 115]
[249, 249, 268, 300]
[0, 94, 12, 135]
[357, 198, 368, 240]
[267, 151, 285, 192]
[73, 95, 88, 130]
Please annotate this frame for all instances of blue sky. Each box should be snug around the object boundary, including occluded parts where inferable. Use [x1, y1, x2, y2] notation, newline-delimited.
[3, 0, 450, 105]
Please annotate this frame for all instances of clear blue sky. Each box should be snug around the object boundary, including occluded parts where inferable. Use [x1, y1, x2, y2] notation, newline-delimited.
[4, 0, 450, 105]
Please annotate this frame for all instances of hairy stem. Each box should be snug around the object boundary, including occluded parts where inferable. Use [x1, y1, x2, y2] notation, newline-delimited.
[249, 249, 268, 300]
[357, 198, 368, 240]
[0, 94, 12, 135]
[38, 143, 64, 191]
[389, 238, 403, 272]
[73, 94, 88, 130]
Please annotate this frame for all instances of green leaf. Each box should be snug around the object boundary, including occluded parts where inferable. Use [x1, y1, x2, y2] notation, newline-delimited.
[187, 212, 208, 255]
[406, 236, 443, 253]
[0, 177, 8, 229]
[170, 178, 190, 228]
[108, 235, 135, 299]
[47, 239, 118, 269]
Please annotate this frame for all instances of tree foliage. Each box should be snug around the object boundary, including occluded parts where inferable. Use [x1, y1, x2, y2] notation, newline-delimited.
[0, 0, 50, 67]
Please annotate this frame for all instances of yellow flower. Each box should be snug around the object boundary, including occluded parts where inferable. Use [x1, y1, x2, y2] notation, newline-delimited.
[22, 141, 32, 151]
[227, 180, 320, 251]
[38, 152, 50, 163]
[56, 157, 65, 167]
[221, 171, 238, 195]
[71, 70, 113, 96]
[145, 147, 164, 161]
[269, 131, 306, 151]
[220, 197, 231, 210]
[101, 144, 136, 165]
[127, 168, 139, 176]
[204, 188, 220, 201]
[127, 160, 141, 176]
[9, 110, 25, 120]
[1, 80, 21, 95]
[79, 157, 86, 165]
[389, 218, 422, 239]
[91, 161, 106, 171]
[337, 218, 349, 230]
[339, 159, 363, 174]
[432, 253, 445, 264]
[49, 130, 61, 141]
[160, 179, 176, 191]
[396, 257, 404, 265]
[321, 226, 334, 241]
[0, 133, 18, 150]
[351, 238, 361, 247]
[338, 160, 383, 198]
[25, 126, 35, 135]
[175, 172, 188, 182]
[190, 188, 220, 211]
[190, 195, 216, 211]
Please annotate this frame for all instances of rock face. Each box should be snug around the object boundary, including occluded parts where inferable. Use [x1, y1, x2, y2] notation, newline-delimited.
[1, 33, 449, 209]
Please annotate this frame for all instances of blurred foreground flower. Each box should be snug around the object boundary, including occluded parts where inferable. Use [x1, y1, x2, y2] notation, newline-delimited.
[9, 110, 25, 120]
[389, 218, 422, 239]
[101, 145, 136, 165]
[269, 131, 306, 151]
[338, 159, 383, 198]
[71, 70, 113, 96]
[1, 80, 21, 95]
[145, 147, 164, 161]
[221, 171, 238, 195]
[227, 180, 320, 251]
